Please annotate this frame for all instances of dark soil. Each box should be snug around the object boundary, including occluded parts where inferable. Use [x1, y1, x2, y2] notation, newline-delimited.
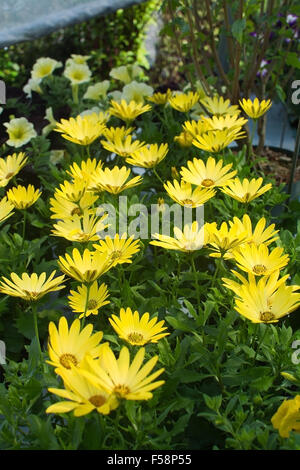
[259, 146, 299, 184]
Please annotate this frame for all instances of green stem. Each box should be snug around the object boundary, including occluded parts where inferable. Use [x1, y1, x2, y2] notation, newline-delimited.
[153, 167, 164, 186]
[251, 119, 257, 150]
[21, 210, 27, 252]
[118, 266, 124, 296]
[253, 325, 268, 363]
[72, 84, 79, 104]
[81, 282, 92, 328]
[191, 256, 200, 311]
[211, 258, 221, 288]
[86, 144, 91, 159]
[32, 302, 42, 358]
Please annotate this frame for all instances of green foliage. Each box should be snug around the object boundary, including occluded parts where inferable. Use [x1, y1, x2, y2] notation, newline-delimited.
[0, 13, 299, 448]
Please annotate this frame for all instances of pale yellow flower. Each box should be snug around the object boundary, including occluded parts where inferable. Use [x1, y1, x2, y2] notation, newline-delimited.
[83, 81, 110, 100]
[109, 64, 143, 84]
[4, 118, 37, 148]
[121, 81, 153, 104]
[64, 63, 91, 85]
[31, 57, 62, 80]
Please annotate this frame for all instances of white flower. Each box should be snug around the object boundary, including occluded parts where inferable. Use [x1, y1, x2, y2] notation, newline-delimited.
[23, 78, 42, 98]
[42, 107, 57, 136]
[109, 64, 143, 84]
[83, 81, 110, 100]
[121, 81, 153, 104]
[50, 150, 65, 166]
[64, 63, 91, 85]
[4, 117, 37, 148]
[107, 90, 123, 103]
[31, 57, 62, 80]
[66, 54, 91, 66]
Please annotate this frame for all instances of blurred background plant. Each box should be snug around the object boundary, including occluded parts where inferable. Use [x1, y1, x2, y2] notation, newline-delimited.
[155, 0, 299, 154]
[0, 0, 159, 89]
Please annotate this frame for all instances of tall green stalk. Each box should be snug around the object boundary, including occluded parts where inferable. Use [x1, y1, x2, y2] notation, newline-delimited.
[81, 282, 92, 328]
[32, 302, 42, 359]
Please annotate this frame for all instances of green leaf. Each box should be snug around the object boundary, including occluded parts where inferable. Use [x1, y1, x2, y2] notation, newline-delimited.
[275, 84, 286, 103]
[183, 299, 197, 320]
[165, 315, 194, 333]
[250, 375, 273, 392]
[203, 393, 222, 411]
[231, 18, 246, 44]
[286, 52, 300, 69]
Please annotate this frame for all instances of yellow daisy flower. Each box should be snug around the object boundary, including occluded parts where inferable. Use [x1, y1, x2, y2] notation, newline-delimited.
[174, 131, 194, 147]
[192, 128, 245, 153]
[147, 89, 172, 105]
[46, 356, 119, 416]
[168, 91, 200, 112]
[109, 307, 169, 346]
[89, 166, 142, 195]
[0, 152, 28, 187]
[223, 268, 288, 297]
[206, 221, 247, 258]
[4, 117, 37, 148]
[79, 344, 165, 401]
[180, 157, 237, 188]
[68, 281, 110, 318]
[150, 221, 210, 252]
[109, 99, 151, 122]
[164, 180, 216, 207]
[0, 196, 14, 224]
[202, 114, 248, 131]
[171, 167, 180, 180]
[66, 158, 103, 185]
[101, 132, 145, 158]
[229, 214, 279, 246]
[182, 119, 213, 139]
[239, 97, 272, 119]
[7, 184, 41, 210]
[126, 143, 169, 168]
[47, 316, 104, 370]
[58, 248, 113, 283]
[49, 192, 98, 220]
[222, 270, 300, 323]
[93, 233, 140, 266]
[200, 95, 240, 116]
[220, 177, 272, 203]
[0, 271, 66, 301]
[232, 244, 289, 276]
[102, 125, 135, 142]
[54, 114, 105, 146]
[54, 178, 88, 203]
[51, 211, 108, 243]
[271, 395, 300, 438]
